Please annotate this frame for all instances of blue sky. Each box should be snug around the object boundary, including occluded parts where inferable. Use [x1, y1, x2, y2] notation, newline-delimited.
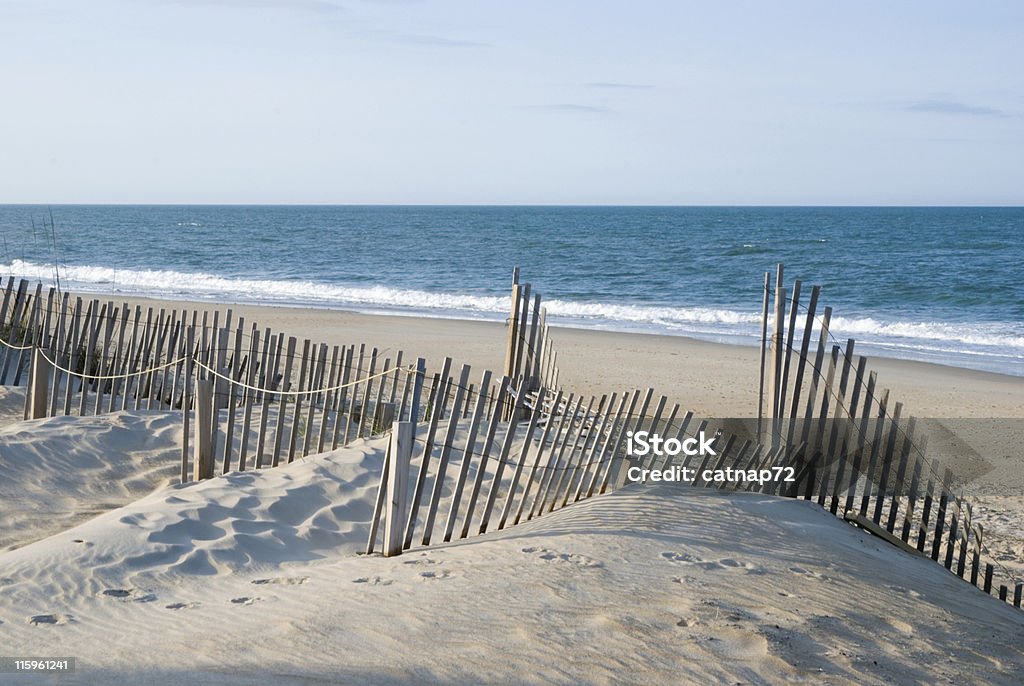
[1, 0, 1021, 205]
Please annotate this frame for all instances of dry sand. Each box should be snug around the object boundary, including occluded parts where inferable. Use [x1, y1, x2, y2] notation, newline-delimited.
[1, 299, 1022, 684]
[111, 295, 1024, 419]
[0, 417, 1022, 685]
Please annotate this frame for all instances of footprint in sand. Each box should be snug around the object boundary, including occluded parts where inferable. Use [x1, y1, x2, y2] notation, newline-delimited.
[28, 613, 73, 626]
[663, 552, 764, 573]
[165, 602, 200, 610]
[100, 588, 157, 603]
[522, 547, 603, 568]
[229, 597, 262, 605]
[352, 576, 394, 586]
[788, 566, 832, 582]
[402, 558, 441, 566]
[417, 570, 451, 581]
[251, 576, 309, 586]
[700, 628, 769, 662]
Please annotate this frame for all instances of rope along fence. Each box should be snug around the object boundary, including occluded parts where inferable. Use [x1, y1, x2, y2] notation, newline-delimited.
[2, 269, 1022, 612]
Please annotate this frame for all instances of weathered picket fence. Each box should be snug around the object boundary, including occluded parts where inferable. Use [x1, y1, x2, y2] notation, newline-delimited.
[756, 264, 1022, 608]
[0, 266, 1020, 610]
[0, 276, 442, 483]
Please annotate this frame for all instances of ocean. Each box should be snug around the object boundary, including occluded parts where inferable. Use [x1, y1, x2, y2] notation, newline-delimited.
[1, 205, 1021, 376]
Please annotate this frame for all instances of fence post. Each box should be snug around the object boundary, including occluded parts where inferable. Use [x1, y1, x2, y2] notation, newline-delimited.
[194, 377, 215, 481]
[374, 402, 396, 434]
[503, 282, 521, 420]
[181, 326, 194, 483]
[28, 347, 50, 420]
[385, 420, 413, 557]
[757, 270, 770, 442]
[769, 275, 786, 450]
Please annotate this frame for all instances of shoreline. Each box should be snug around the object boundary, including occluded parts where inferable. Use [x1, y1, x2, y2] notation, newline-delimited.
[92, 292, 1023, 420]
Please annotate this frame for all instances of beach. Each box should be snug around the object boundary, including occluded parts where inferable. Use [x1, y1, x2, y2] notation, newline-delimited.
[4, 0, 1021, 680]
[100, 295, 1024, 420]
[1, 290, 1023, 684]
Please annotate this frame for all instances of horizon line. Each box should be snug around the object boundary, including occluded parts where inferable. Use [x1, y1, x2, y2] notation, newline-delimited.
[1, 202, 1022, 209]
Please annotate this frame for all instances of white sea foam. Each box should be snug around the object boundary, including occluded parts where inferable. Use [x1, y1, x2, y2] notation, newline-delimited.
[4, 259, 1022, 358]
[828, 316, 1024, 350]
[5, 259, 509, 314]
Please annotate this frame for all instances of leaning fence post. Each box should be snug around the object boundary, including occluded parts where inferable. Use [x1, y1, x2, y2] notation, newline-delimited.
[194, 376, 215, 481]
[385, 420, 413, 557]
[503, 282, 521, 420]
[181, 326, 194, 483]
[28, 346, 50, 420]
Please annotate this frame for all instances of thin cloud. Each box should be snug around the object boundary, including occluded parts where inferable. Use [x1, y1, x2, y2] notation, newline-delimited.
[906, 99, 1004, 117]
[585, 82, 653, 90]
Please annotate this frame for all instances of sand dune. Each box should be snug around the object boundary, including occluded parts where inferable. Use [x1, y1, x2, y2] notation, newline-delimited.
[0, 410, 182, 552]
[0, 411, 1022, 685]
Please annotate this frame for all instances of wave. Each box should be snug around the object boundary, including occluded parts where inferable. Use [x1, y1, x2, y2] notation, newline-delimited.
[828, 316, 1024, 351]
[4, 259, 1022, 356]
[4, 259, 510, 314]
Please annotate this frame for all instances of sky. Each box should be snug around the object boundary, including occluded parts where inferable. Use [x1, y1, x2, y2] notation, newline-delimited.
[0, 0, 1022, 205]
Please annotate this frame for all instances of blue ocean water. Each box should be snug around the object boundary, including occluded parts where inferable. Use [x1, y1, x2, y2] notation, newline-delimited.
[1, 205, 1021, 375]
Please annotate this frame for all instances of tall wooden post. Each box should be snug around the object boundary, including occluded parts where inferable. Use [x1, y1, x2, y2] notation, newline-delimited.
[503, 271, 521, 420]
[194, 377, 215, 481]
[385, 420, 413, 557]
[181, 325, 194, 483]
[769, 268, 786, 449]
[28, 347, 49, 420]
[757, 270, 770, 440]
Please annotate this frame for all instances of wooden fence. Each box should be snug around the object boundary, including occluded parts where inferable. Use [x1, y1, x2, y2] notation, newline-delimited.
[503, 266, 560, 407]
[1, 268, 1020, 609]
[0, 276, 445, 483]
[756, 264, 1022, 610]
